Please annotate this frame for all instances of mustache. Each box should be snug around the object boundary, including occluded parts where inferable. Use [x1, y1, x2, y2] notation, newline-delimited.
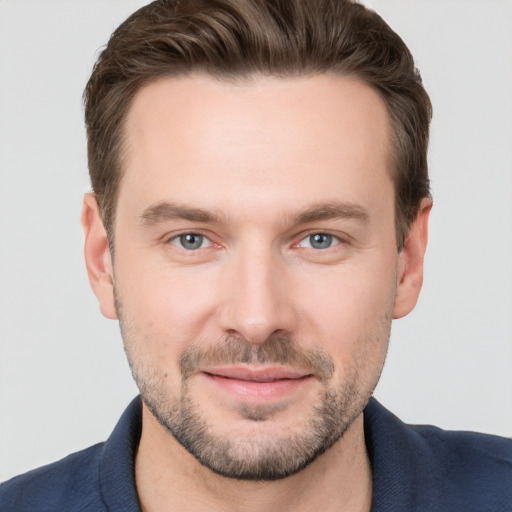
[179, 336, 334, 382]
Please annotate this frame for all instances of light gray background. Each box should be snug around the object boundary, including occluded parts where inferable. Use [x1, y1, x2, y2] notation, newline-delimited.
[1, 0, 511, 482]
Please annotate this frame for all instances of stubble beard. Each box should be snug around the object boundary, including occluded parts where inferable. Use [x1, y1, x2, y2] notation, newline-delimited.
[118, 301, 390, 481]
[144, 378, 364, 480]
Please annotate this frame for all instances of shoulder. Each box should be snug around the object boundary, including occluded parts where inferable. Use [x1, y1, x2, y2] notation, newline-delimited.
[414, 421, 512, 460]
[365, 398, 512, 512]
[0, 443, 107, 512]
[0, 397, 142, 512]
[412, 423, 512, 492]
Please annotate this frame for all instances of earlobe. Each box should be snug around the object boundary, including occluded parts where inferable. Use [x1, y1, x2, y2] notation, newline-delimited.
[81, 192, 118, 320]
[393, 198, 432, 319]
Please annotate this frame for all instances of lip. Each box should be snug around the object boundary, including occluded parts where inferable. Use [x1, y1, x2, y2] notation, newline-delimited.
[200, 366, 314, 401]
[202, 366, 310, 381]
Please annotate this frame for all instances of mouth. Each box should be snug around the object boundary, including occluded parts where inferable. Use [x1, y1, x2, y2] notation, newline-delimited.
[200, 366, 314, 401]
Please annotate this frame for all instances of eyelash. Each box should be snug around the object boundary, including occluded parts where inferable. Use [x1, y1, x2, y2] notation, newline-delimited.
[166, 231, 344, 252]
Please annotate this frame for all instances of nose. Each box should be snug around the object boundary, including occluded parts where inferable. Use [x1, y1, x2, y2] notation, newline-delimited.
[217, 244, 297, 345]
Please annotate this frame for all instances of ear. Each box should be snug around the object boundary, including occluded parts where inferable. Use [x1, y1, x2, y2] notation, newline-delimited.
[81, 192, 117, 320]
[393, 198, 432, 319]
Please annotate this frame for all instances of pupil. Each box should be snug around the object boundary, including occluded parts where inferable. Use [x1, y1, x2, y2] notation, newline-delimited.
[311, 233, 331, 249]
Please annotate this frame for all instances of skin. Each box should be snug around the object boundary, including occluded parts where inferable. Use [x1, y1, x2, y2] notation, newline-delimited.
[82, 73, 431, 512]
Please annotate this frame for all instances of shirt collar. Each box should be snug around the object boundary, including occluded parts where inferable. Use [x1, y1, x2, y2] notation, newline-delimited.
[99, 396, 143, 512]
[97, 395, 434, 512]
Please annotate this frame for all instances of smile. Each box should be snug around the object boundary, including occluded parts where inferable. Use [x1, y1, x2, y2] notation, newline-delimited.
[200, 366, 314, 401]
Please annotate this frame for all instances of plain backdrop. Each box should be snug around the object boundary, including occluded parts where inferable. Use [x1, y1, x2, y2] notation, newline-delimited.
[0, 0, 511, 482]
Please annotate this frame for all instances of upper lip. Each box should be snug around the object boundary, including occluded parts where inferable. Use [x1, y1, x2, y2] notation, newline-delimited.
[201, 366, 310, 382]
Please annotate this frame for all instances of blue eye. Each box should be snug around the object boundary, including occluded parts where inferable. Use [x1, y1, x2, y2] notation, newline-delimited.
[299, 233, 339, 249]
[172, 233, 210, 250]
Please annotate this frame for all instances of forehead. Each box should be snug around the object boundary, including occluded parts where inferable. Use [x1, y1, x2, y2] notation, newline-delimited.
[119, 73, 393, 220]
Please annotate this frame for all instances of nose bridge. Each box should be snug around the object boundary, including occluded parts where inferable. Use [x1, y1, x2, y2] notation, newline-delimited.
[218, 239, 295, 344]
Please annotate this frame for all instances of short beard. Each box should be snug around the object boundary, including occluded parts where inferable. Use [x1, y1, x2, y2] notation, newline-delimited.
[146, 379, 361, 480]
[121, 327, 385, 481]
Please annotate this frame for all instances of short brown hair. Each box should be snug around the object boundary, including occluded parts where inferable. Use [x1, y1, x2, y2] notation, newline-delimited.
[84, 0, 432, 250]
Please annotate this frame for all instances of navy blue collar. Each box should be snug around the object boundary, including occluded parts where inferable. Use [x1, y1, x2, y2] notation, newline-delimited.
[99, 397, 142, 511]
[96, 396, 418, 511]
[364, 398, 437, 511]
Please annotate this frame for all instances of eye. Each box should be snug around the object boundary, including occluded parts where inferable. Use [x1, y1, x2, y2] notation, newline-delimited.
[170, 233, 211, 250]
[298, 233, 340, 250]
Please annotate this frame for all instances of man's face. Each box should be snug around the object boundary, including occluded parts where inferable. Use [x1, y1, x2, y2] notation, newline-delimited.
[99, 74, 405, 479]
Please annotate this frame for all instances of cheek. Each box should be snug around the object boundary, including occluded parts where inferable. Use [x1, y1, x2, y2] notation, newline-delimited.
[295, 264, 396, 370]
[114, 257, 222, 347]
[300, 262, 397, 328]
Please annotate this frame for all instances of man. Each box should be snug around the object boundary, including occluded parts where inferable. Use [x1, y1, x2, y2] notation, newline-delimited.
[1, 0, 510, 511]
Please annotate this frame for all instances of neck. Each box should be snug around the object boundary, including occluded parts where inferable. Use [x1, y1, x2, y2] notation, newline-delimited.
[135, 403, 373, 512]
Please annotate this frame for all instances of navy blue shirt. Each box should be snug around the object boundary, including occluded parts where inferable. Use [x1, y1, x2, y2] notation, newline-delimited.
[1, 397, 511, 511]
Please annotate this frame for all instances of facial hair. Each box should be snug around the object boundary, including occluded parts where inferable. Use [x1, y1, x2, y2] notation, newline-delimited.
[118, 299, 391, 481]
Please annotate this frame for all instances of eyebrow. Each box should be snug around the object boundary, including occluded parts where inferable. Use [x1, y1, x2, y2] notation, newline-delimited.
[291, 202, 370, 225]
[140, 202, 224, 225]
[140, 200, 369, 226]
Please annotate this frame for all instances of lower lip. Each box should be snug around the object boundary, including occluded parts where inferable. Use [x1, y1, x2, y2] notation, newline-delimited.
[203, 373, 313, 401]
